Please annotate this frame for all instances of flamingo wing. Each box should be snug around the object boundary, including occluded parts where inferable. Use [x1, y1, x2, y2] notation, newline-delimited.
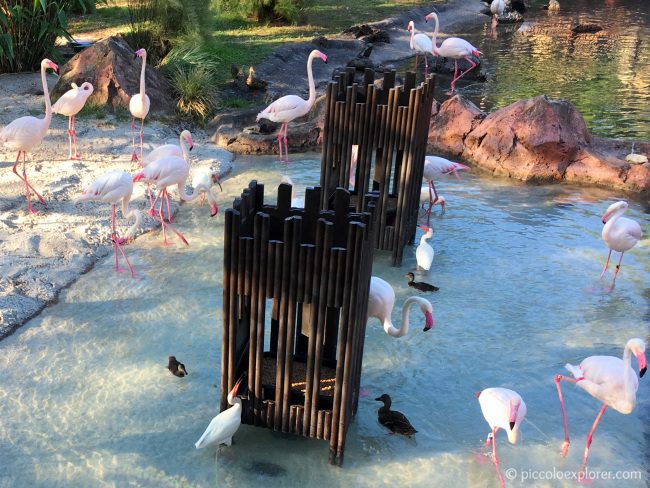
[76, 170, 132, 203]
[424, 156, 469, 178]
[144, 144, 182, 166]
[0, 116, 46, 149]
[52, 88, 85, 116]
[258, 95, 308, 122]
[413, 33, 432, 54]
[140, 156, 189, 188]
[368, 276, 395, 322]
[439, 37, 479, 58]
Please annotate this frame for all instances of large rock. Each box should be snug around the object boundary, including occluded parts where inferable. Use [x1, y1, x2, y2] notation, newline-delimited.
[464, 95, 592, 181]
[428, 96, 484, 156]
[52, 36, 175, 114]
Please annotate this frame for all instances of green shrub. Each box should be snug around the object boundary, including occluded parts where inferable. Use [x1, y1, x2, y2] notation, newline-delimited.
[171, 65, 218, 120]
[0, 0, 94, 73]
[214, 0, 302, 23]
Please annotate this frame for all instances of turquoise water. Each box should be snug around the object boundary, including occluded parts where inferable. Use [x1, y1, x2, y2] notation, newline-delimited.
[0, 155, 648, 487]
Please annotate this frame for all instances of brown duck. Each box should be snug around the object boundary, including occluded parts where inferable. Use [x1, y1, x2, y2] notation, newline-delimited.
[168, 356, 188, 377]
[405, 272, 439, 292]
[376, 394, 417, 437]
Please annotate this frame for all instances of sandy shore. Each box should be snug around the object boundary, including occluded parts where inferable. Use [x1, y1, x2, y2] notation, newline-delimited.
[0, 72, 235, 338]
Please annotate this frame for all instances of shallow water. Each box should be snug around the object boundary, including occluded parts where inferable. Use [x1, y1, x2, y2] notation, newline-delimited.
[0, 155, 648, 488]
[431, 0, 650, 140]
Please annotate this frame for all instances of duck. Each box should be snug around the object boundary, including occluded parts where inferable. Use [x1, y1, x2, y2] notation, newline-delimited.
[246, 66, 268, 91]
[168, 356, 188, 377]
[405, 272, 439, 292]
[375, 394, 417, 437]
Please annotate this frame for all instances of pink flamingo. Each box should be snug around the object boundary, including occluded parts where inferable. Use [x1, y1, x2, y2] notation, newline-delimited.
[0, 58, 58, 214]
[129, 48, 150, 163]
[555, 338, 646, 476]
[406, 21, 433, 76]
[74, 170, 143, 277]
[256, 49, 328, 162]
[52, 82, 94, 160]
[367, 276, 434, 337]
[477, 388, 527, 488]
[425, 12, 482, 94]
[599, 201, 642, 291]
[423, 156, 469, 215]
[133, 156, 219, 246]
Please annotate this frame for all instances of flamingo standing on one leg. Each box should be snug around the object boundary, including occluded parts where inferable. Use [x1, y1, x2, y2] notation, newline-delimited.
[416, 226, 434, 272]
[143, 130, 195, 212]
[477, 388, 527, 488]
[554, 338, 646, 476]
[367, 276, 434, 337]
[256, 49, 327, 162]
[407, 21, 433, 76]
[425, 12, 482, 94]
[129, 48, 151, 163]
[0, 58, 58, 214]
[423, 156, 469, 216]
[133, 156, 220, 245]
[52, 82, 94, 160]
[599, 201, 642, 291]
[74, 170, 143, 277]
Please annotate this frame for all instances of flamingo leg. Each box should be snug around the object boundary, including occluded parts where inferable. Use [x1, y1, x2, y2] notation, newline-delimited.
[449, 60, 459, 94]
[491, 427, 505, 488]
[554, 374, 580, 457]
[609, 252, 625, 291]
[145, 182, 155, 208]
[13, 152, 45, 208]
[283, 123, 290, 163]
[165, 190, 173, 223]
[277, 128, 283, 161]
[67, 116, 74, 160]
[424, 54, 428, 77]
[158, 189, 188, 246]
[453, 56, 478, 87]
[148, 188, 162, 216]
[111, 203, 125, 273]
[139, 118, 145, 163]
[580, 404, 607, 477]
[599, 249, 612, 279]
[414, 54, 419, 73]
[70, 115, 81, 160]
[131, 118, 138, 162]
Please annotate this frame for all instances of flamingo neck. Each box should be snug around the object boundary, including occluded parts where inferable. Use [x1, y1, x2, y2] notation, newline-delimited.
[430, 14, 440, 55]
[41, 63, 52, 126]
[178, 181, 217, 206]
[604, 208, 626, 231]
[121, 196, 142, 239]
[180, 135, 189, 161]
[139, 53, 147, 100]
[622, 345, 635, 405]
[409, 26, 415, 50]
[384, 296, 425, 337]
[306, 52, 317, 108]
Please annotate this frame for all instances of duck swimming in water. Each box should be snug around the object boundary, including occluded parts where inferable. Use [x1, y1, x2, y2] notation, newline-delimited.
[405, 272, 439, 292]
[168, 356, 188, 377]
[375, 394, 417, 437]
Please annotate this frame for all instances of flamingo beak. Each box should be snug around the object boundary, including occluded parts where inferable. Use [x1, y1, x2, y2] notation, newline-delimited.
[509, 401, 519, 430]
[636, 352, 647, 378]
[210, 202, 219, 218]
[48, 61, 59, 73]
[189, 144, 194, 152]
[601, 209, 612, 224]
[321, 54, 328, 64]
[133, 172, 145, 182]
[211, 174, 223, 192]
[423, 310, 434, 332]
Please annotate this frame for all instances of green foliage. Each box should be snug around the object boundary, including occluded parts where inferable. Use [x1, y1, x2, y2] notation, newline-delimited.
[214, 0, 302, 23]
[171, 65, 218, 120]
[0, 0, 95, 73]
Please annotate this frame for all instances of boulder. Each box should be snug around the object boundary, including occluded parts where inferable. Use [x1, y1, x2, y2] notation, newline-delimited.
[572, 23, 602, 34]
[341, 24, 390, 43]
[428, 56, 487, 81]
[52, 36, 175, 114]
[464, 95, 592, 181]
[428, 96, 485, 156]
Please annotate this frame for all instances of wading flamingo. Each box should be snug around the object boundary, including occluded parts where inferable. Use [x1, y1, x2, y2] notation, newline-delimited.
[0, 59, 58, 214]
[420, 187, 445, 214]
[195, 377, 243, 449]
[425, 12, 482, 94]
[133, 156, 219, 245]
[407, 21, 433, 76]
[256, 49, 327, 162]
[74, 170, 142, 277]
[423, 156, 469, 215]
[52, 82, 94, 160]
[129, 48, 150, 162]
[554, 338, 646, 476]
[367, 276, 434, 337]
[416, 226, 434, 272]
[192, 170, 223, 204]
[599, 201, 642, 291]
[143, 130, 195, 208]
[477, 388, 527, 488]
[490, 0, 505, 19]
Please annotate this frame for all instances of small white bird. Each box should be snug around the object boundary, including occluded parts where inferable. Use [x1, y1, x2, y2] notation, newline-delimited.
[52, 82, 94, 160]
[129, 48, 151, 162]
[367, 276, 434, 337]
[416, 226, 434, 271]
[195, 377, 244, 449]
[279, 175, 305, 207]
[555, 338, 646, 475]
[599, 201, 642, 290]
[478, 388, 527, 488]
[407, 20, 433, 76]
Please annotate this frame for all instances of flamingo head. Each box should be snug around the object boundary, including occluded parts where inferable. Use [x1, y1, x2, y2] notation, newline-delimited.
[627, 338, 647, 378]
[226, 376, 244, 404]
[508, 398, 520, 430]
[42, 59, 58, 73]
[422, 304, 435, 332]
[311, 49, 328, 64]
[425, 12, 438, 23]
[80, 82, 94, 96]
[601, 200, 628, 224]
[210, 201, 219, 218]
[210, 173, 223, 192]
[407, 20, 414, 31]
[134, 48, 146, 59]
[180, 130, 194, 151]
[472, 49, 482, 58]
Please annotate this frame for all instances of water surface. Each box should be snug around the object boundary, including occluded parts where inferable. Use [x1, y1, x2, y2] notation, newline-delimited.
[0, 155, 648, 487]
